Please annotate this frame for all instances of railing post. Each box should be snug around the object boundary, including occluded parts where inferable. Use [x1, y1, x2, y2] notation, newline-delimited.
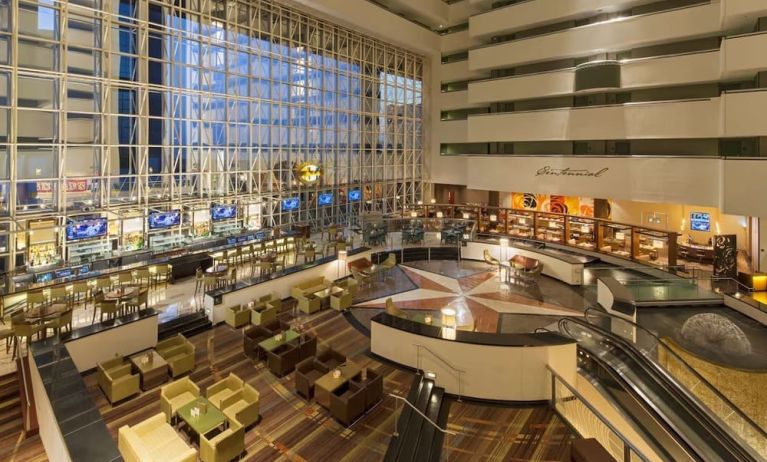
[393, 396, 400, 437]
[457, 371, 463, 402]
[623, 442, 631, 462]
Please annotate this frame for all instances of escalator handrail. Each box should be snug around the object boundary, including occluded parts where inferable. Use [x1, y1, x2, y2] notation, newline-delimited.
[583, 306, 767, 441]
[560, 317, 762, 462]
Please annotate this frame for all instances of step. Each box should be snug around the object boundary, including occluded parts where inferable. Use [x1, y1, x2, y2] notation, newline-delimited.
[428, 397, 452, 462]
[399, 387, 443, 462]
[391, 378, 435, 461]
[384, 374, 426, 462]
[413, 388, 447, 462]
[0, 397, 20, 415]
[0, 416, 23, 440]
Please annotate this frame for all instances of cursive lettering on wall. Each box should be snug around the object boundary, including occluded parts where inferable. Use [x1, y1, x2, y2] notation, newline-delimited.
[535, 166, 609, 178]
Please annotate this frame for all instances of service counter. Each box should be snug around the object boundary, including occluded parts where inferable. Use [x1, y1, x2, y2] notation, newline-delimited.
[371, 313, 577, 402]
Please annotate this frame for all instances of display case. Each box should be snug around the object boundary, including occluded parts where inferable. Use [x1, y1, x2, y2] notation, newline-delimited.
[568, 217, 596, 250]
[27, 219, 60, 268]
[479, 208, 506, 234]
[150, 233, 186, 252]
[599, 223, 632, 258]
[192, 209, 211, 239]
[67, 240, 112, 264]
[507, 211, 534, 238]
[535, 213, 565, 243]
[635, 229, 671, 267]
[212, 220, 241, 236]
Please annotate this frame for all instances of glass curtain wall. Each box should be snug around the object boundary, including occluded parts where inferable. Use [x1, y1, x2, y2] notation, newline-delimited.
[0, 0, 423, 271]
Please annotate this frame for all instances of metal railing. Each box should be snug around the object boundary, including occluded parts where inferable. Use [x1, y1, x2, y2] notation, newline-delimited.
[389, 393, 458, 438]
[547, 367, 651, 462]
[414, 344, 465, 402]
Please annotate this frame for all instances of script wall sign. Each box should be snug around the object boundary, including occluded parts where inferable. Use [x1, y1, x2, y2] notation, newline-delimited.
[535, 166, 609, 178]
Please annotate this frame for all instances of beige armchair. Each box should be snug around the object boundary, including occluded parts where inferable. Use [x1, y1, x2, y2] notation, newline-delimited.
[385, 298, 407, 318]
[156, 334, 196, 378]
[297, 295, 321, 314]
[379, 253, 397, 271]
[200, 420, 245, 462]
[224, 305, 249, 329]
[118, 413, 197, 462]
[206, 373, 243, 409]
[97, 356, 140, 404]
[220, 383, 260, 428]
[330, 290, 352, 312]
[160, 377, 200, 423]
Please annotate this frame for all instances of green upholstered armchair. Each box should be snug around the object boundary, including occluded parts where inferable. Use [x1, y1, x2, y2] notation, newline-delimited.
[224, 304, 249, 328]
[220, 383, 260, 428]
[97, 356, 140, 404]
[160, 377, 199, 423]
[200, 420, 245, 462]
[206, 373, 244, 409]
[156, 334, 196, 378]
[250, 303, 277, 327]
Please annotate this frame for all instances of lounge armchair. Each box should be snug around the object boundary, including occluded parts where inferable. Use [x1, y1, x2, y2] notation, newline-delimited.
[206, 373, 244, 409]
[220, 383, 260, 428]
[330, 290, 352, 311]
[243, 326, 273, 361]
[250, 302, 277, 327]
[350, 267, 372, 289]
[297, 294, 321, 314]
[316, 347, 345, 370]
[156, 334, 196, 378]
[350, 369, 384, 411]
[483, 249, 500, 269]
[520, 262, 544, 285]
[224, 305, 249, 329]
[378, 253, 397, 271]
[160, 377, 200, 423]
[267, 343, 300, 377]
[385, 298, 407, 318]
[118, 413, 197, 462]
[329, 382, 366, 426]
[298, 334, 317, 359]
[200, 420, 245, 462]
[98, 356, 140, 404]
[294, 357, 329, 399]
[335, 277, 359, 296]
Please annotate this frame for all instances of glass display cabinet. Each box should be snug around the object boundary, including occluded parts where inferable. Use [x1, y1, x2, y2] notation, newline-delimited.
[535, 213, 565, 243]
[599, 223, 632, 258]
[507, 211, 534, 238]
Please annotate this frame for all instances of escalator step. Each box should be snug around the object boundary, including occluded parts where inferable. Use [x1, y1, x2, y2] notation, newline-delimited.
[384, 374, 426, 462]
[392, 379, 435, 461]
[412, 388, 446, 462]
[428, 397, 453, 462]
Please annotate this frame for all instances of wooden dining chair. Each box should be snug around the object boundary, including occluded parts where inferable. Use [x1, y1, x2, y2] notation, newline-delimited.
[118, 272, 133, 287]
[71, 281, 91, 308]
[26, 291, 47, 311]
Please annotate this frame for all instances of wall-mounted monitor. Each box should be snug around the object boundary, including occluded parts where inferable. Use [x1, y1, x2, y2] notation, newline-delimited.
[282, 197, 300, 211]
[54, 268, 73, 279]
[690, 212, 711, 232]
[211, 204, 237, 221]
[347, 189, 361, 202]
[148, 210, 181, 230]
[66, 218, 108, 241]
[318, 192, 333, 206]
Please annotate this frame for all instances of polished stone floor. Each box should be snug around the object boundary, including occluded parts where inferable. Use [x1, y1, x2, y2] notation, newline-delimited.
[350, 260, 588, 334]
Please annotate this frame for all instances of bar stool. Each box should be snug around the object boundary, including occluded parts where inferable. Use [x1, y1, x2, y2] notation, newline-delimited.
[71, 281, 91, 309]
[194, 267, 204, 296]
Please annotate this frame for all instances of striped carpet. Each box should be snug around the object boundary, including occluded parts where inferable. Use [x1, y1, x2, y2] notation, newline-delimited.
[80, 308, 575, 462]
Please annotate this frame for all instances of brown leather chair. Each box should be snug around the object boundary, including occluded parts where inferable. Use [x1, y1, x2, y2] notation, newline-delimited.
[243, 326, 273, 361]
[316, 347, 345, 370]
[329, 382, 366, 426]
[294, 357, 329, 399]
[353, 369, 383, 411]
[267, 343, 300, 377]
[298, 334, 317, 360]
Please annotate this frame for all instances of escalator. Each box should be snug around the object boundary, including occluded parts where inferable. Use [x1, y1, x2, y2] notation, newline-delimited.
[558, 311, 767, 462]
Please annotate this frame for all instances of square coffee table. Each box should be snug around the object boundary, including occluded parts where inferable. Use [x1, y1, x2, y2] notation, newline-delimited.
[258, 328, 300, 353]
[314, 361, 362, 409]
[129, 350, 169, 390]
[177, 396, 227, 443]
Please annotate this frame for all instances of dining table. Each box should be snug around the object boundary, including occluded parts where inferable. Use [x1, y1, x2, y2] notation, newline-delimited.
[314, 361, 362, 408]
[205, 264, 229, 276]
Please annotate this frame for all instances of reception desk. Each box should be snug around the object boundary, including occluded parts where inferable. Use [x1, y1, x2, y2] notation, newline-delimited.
[371, 313, 576, 402]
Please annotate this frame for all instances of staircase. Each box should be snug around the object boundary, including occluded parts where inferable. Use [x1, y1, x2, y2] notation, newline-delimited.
[0, 371, 22, 441]
[158, 311, 212, 340]
[384, 373, 452, 462]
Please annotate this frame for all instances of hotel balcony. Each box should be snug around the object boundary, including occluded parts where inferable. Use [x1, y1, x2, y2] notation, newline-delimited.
[469, 3, 720, 71]
[441, 59, 487, 82]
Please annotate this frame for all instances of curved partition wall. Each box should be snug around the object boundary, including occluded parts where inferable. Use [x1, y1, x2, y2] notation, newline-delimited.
[370, 313, 577, 401]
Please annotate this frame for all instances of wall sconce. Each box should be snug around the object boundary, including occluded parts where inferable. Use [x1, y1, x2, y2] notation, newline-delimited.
[462, 212, 469, 219]
[489, 214, 497, 222]
[436, 211, 444, 218]
[440, 307, 456, 328]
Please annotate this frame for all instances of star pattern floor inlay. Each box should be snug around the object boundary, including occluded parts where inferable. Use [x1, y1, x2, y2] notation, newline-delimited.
[354, 265, 584, 333]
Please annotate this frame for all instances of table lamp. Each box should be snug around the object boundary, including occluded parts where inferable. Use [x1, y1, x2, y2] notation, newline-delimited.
[440, 308, 456, 328]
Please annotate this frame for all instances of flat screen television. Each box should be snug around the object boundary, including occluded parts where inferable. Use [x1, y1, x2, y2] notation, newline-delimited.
[148, 210, 181, 230]
[318, 192, 333, 206]
[211, 204, 237, 221]
[66, 218, 108, 241]
[54, 268, 73, 279]
[282, 197, 300, 211]
[690, 212, 710, 232]
[347, 189, 361, 202]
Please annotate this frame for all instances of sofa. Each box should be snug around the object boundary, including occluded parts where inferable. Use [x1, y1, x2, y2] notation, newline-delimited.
[118, 413, 197, 462]
[290, 277, 330, 300]
[156, 334, 196, 378]
[220, 382, 260, 428]
[206, 373, 243, 409]
[160, 377, 199, 423]
[224, 305, 250, 329]
[200, 420, 245, 462]
[97, 356, 140, 404]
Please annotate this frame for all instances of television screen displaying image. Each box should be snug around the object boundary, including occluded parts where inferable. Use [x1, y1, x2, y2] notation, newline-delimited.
[66, 218, 108, 241]
[55, 268, 73, 279]
[282, 197, 300, 211]
[148, 210, 181, 229]
[211, 204, 237, 221]
[318, 192, 333, 206]
[348, 189, 361, 202]
[690, 212, 710, 232]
